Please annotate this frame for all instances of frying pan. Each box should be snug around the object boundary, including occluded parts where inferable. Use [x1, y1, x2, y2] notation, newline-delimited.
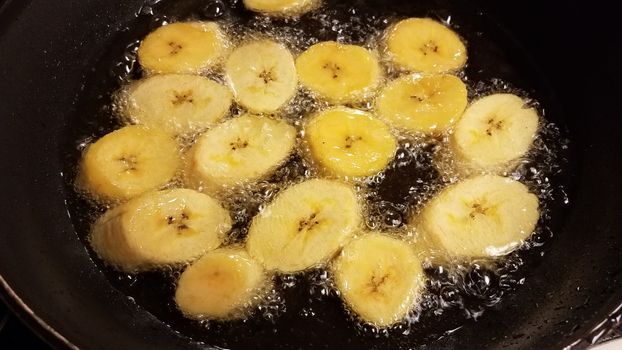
[1, 0, 621, 349]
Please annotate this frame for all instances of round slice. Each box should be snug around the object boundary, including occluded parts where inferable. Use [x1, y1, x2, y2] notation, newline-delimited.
[386, 18, 467, 73]
[451, 93, 540, 172]
[225, 39, 297, 113]
[122, 74, 232, 135]
[138, 22, 228, 74]
[296, 41, 381, 103]
[332, 233, 426, 327]
[416, 175, 540, 258]
[175, 248, 267, 319]
[243, 0, 318, 16]
[376, 74, 467, 134]
[186, 114, 296, 192]
[91, 188, 231, 272]
[305, 107, 397, 178]
[79, 125, 180, 201]
[246, 179, 361, 272]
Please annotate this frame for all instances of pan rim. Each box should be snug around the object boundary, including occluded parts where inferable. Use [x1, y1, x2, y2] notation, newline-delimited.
[0, 272, 78, 350]
[2, 268, 621, 349]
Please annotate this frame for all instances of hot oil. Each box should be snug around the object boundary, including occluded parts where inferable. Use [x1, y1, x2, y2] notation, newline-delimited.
[62, 0, 572, 348]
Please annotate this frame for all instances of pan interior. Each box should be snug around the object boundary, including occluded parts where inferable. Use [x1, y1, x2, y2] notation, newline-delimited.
[61, 0, 577, 349]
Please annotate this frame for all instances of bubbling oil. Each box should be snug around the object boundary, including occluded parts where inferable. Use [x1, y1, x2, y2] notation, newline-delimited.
[63, 0, 571, 348]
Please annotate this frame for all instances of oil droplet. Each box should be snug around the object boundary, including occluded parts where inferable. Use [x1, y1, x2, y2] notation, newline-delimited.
[201, 0, 226, 19]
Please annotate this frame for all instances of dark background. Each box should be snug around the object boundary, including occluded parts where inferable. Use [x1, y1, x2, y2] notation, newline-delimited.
[1, 301, 49, 349]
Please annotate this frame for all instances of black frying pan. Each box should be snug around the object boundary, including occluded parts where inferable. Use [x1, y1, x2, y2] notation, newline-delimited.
[1, 0, 621, 349]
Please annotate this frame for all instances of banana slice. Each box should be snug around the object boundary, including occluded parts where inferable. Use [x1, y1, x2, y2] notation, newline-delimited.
[185, 114, 296, 192]
[296, 41, 381, 103]
[332, 233, 426, 327]
[175, 247, 267, 320]
[246, 179, 361, 273]
[385, 18, 467, 73]
[138, 22, 228, 74]
[305, 107, 397, 178]
[451, 93, 540, 172]
[415, 175, 539, 259]
[244, 0, 318, 16]
[225, 39, 297, 113]
[91, 188, 231, 272]
[122, 74, 233, 135]
[376, 74, 468, 134]
[79, 125, 180, 201]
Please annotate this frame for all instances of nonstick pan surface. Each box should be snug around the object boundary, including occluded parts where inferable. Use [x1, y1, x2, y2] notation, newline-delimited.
[1, 0, 621, 349]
